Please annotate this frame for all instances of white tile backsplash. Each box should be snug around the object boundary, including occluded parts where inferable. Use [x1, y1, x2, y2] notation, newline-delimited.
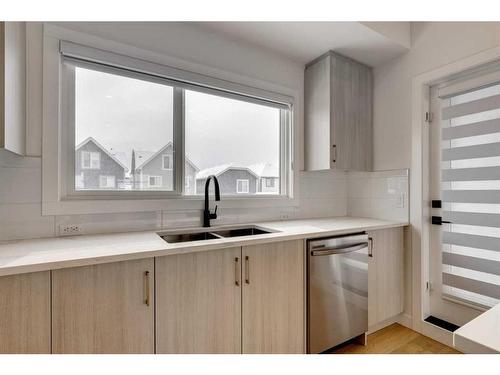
[0, 148, 408, 241]
[347, 169, 409, 222]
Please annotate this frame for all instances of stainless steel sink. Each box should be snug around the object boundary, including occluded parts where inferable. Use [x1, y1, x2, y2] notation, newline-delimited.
[160, 231, 221, 243]
[211, 227, 272, 238]
[158, 225, 274, 244]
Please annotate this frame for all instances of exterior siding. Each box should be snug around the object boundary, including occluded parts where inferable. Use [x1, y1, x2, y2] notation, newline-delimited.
[196, 169, 257, 195]
[138, 150, 174, 190]
[75, 141, 125, 189]
[133, 144, 198, 193]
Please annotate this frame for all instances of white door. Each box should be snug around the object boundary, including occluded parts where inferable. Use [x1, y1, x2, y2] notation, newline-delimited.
[429, 76, 500, 326]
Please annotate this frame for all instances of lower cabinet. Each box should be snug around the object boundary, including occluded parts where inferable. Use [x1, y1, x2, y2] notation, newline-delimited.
[51, 259, 154, 354]
[155, 247, 242, 354]
[242, 241, 305, 354]
[155, 240, 305, 354]
[0, 271, 51, 353]
[367, 227, 404, 328]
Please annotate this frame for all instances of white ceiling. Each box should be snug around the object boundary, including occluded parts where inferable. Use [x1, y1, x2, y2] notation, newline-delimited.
[194, 22, 410, 67]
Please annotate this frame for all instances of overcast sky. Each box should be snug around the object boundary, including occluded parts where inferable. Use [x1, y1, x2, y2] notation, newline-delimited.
[75, 67, 280, 171]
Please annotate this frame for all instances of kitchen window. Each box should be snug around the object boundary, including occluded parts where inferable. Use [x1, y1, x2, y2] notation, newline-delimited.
[46, 39, 294, 213]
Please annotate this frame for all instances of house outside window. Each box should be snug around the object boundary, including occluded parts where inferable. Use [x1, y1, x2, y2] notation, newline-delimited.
[99, 175, 116, 188]
[162, 154, 173, 170]
[236, 179, 249, 194]
[81, 151, 100, 169]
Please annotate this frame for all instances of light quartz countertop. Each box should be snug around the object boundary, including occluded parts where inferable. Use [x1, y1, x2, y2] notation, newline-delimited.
[453, 303, 500, 354]
[0, 216, 407, 277]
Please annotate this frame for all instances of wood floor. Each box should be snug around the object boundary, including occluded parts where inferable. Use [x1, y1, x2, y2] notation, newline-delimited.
[329, 324, 461, 354]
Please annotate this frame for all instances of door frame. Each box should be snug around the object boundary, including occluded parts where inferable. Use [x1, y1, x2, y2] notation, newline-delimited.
[411, 44, 500, 346]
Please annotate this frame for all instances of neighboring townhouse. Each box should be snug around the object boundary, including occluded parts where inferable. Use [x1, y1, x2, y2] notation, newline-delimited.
[131, 142, 199, 193]
[249, 163, 280, 194]
[196, 164, 259, 195]
[75, 137, 128, 190]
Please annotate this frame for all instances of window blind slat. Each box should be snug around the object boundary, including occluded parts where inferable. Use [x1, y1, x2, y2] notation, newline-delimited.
[443, 211, 500, 227]
[442, 273, 500, 300]
[443, 252, 500, 276]
[443, 232, 500, 252]
[442, 189, 500, 203]
[442, 93, 500, 120]
[442, 118, 500, 140]
[442, 142, 500, 161]
[442, 166, 500, 181]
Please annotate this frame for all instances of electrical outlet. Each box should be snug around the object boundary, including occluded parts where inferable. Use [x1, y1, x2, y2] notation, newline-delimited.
[59, 224, 83, 236]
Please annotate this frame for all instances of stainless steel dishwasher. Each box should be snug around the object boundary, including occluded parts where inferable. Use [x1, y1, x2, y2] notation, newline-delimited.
[307, 233, 370, 353]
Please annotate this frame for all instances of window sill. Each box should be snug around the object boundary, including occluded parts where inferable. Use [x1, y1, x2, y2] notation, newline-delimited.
[42, 195, 299, 216]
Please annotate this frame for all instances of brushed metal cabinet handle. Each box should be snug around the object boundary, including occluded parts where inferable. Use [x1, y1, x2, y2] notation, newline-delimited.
[245, 256, 250, 284]
[234, 257, 240, 286]
[144, 270, 150, 306]
[332, 144, 337, 164]
[368, 237, 374, 258]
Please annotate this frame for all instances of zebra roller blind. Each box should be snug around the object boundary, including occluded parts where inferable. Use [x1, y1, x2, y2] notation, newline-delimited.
[439, 79, 500, 308]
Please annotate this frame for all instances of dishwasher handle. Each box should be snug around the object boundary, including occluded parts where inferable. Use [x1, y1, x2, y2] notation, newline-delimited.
[310, 242, 368, 256]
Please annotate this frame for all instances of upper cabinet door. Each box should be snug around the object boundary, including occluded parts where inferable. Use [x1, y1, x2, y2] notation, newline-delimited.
[0, 271, 50, 353]
[52, 259, 154, 354]
[242, 240, 305, 354]
[0, 22, 26, 155]
[305, 51, 372, 171]
[156, 247, 242, 354]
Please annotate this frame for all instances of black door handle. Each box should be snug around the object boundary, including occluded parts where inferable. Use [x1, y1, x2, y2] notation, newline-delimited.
[432, 216, 452, 225]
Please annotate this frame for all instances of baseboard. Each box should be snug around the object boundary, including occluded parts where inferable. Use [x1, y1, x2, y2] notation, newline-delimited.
[368, 313, 408, 334]
[397, 313, 413, 328]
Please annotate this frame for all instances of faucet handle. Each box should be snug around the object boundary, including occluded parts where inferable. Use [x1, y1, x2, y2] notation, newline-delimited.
[210, 205, 218, 220]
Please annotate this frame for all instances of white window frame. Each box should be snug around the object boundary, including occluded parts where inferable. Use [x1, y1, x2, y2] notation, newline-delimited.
[265, 178, 275, 188]
[99, 175, 115, 189]
[81, 151, 100, 169]
[185, 175, 191, 189]
[162, 154, 173, 170]
[236, 179, 250, 194]
[147, 175, 163, 188]
[41, 25, 298, 215]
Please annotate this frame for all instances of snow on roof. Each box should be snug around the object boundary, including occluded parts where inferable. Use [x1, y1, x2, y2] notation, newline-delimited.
[248, 163, 279, 178]
[196, 163, 233, 180]
[76, 137, 129, 172]
[133, 142, 199, 172]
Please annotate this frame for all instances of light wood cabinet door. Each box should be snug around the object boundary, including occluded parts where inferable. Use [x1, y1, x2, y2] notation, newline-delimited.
[242, 240, 305, 354]
[304, 51, 372, 172]
[52, 259, 154, 354]
[0, 271, 50, 353]
[367, 228, 404, 327]
[156, 247, 242, 354]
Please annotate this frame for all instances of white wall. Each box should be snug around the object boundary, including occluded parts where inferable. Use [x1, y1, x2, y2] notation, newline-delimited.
[373, 22, 500, 170]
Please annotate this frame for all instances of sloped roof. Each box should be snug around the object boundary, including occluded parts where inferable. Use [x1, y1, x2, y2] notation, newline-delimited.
[248, 163, 279, 178]
[133, 142, 199, 172]
[76, 137, 129, 172]
[196, 163, 259, 180]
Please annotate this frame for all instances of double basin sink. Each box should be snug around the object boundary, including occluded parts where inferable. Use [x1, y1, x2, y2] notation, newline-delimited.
[158, 225, 275, 244]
